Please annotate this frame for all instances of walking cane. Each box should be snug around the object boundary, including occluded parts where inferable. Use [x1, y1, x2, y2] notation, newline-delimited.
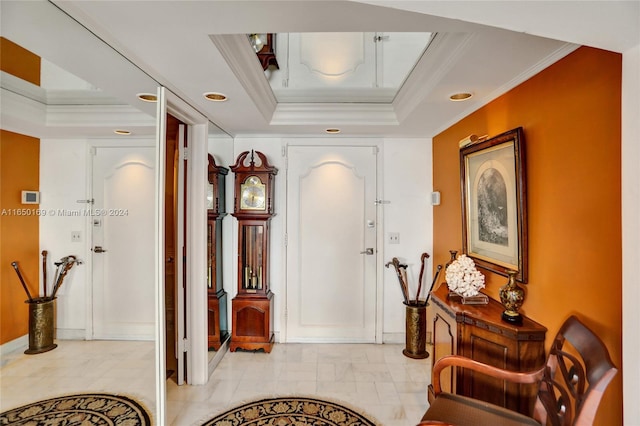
[415, 252, 430, 305]
[11, 261, 34, 302]
[386, 257, 410, 304]
[42, 250, 48, 298]
[50, 256, 82, 299]
[424, 265, 443, 305]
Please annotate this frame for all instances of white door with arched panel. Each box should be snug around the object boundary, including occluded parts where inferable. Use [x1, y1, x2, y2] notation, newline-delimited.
[91, 145, 155, 340]
[286, 145, 378, 342]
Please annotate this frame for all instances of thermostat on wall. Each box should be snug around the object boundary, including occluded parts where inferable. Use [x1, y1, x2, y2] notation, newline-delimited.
[21, 191, 40, 204]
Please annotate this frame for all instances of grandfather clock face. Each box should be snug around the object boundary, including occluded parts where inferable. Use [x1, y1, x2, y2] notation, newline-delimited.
[239, 176, 266, 211]
[232, 150, 277, 216]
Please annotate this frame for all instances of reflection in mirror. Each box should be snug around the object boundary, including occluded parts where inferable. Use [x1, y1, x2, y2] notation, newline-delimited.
[206, 154, 229, 351]
[266, 32, 434, 103]
[207, 121, 234, 367]
[0, 0, 159, 422]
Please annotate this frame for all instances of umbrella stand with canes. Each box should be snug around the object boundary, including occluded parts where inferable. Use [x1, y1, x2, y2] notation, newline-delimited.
[387, 253, 442, 360]
[12, 255, 82, 354]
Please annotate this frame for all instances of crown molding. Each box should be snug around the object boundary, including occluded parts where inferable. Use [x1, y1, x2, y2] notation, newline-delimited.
[271, 103, 398, 126]
[211, 31, 477, 130]
[272, 87, 397, 103]
[1, 87, 47, 125]
[2, 88, 154, 130]
[210, 34, 277, 122]
[47, 104, 155, 127]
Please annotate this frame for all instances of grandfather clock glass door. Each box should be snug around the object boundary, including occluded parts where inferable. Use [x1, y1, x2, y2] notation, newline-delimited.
[240, 223, 267, 293]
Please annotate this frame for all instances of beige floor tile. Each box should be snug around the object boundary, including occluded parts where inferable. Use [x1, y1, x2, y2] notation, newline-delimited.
[1, 341, 431, 425]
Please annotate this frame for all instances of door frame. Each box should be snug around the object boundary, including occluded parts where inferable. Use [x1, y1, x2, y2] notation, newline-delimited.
[154, 87, 210, 424]
[282, 138, 385, 344]
[176, 122, 187, 385]
[84, 138, 156, 342]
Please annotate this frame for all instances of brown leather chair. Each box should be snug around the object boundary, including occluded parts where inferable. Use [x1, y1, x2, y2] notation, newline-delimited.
[418, 315, 617, 426]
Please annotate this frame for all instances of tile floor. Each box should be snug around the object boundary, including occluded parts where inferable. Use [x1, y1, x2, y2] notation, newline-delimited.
[0, 340, 156, 415]
[1, 340, 431, 426]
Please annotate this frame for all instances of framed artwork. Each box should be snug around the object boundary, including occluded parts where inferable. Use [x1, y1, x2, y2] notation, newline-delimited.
[460, 127, 528, 283]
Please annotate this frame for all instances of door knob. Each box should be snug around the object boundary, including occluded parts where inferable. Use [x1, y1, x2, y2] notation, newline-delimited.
[360, 248, 374, 255]
[93, 246, 107, 253]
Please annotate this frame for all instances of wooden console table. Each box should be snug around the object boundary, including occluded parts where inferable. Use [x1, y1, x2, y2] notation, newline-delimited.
[428, 284, 546, 416]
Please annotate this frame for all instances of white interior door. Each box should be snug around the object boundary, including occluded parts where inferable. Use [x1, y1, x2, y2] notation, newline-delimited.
[91, 146, 155, 340]
[286, 145, 377, 342]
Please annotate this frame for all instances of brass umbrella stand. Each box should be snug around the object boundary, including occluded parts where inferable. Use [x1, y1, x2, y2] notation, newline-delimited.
[24, 297, 57, 354]
[386, 254, 441, 359]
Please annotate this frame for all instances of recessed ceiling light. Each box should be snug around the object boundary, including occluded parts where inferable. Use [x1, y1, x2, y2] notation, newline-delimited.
[449, 92, 473, 101]
[137, 93, 157, 102]
[325, 128, 341, 134]
[114, 129, 131, 135]
[204, 92, 228, 102]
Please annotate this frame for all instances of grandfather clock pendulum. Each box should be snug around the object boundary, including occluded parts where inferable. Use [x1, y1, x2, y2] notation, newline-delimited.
[229, 150, 277, 352]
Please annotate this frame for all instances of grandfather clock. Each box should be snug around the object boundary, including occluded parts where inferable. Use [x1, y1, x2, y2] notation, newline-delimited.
[230, 150, 277, 352]
[207, 154, 228, 350]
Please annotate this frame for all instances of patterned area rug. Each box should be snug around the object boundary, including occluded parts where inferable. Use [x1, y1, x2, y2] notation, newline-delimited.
[202, 396, 379, 426]
[0, 393, 152, 425]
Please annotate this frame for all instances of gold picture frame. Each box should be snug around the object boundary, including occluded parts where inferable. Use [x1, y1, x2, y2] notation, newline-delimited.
[460, 127, 528, 283]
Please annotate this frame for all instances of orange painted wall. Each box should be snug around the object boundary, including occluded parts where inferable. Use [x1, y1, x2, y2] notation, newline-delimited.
[0, 37, 40, 86]
[433, 46, 622, 423]
[0, 38, 41, 345]
[0, 130, 41, 344]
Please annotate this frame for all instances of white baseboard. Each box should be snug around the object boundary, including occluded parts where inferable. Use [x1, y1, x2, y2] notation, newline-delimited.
[273, 332, 406, 345]
[56, 328, 86, 340]
[0, 334, 28, 363]
[382, 332, 405, 344]
[383, 332, 434, 345]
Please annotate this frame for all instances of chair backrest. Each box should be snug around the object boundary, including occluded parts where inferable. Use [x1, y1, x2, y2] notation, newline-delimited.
[532, 315, 617, 426]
